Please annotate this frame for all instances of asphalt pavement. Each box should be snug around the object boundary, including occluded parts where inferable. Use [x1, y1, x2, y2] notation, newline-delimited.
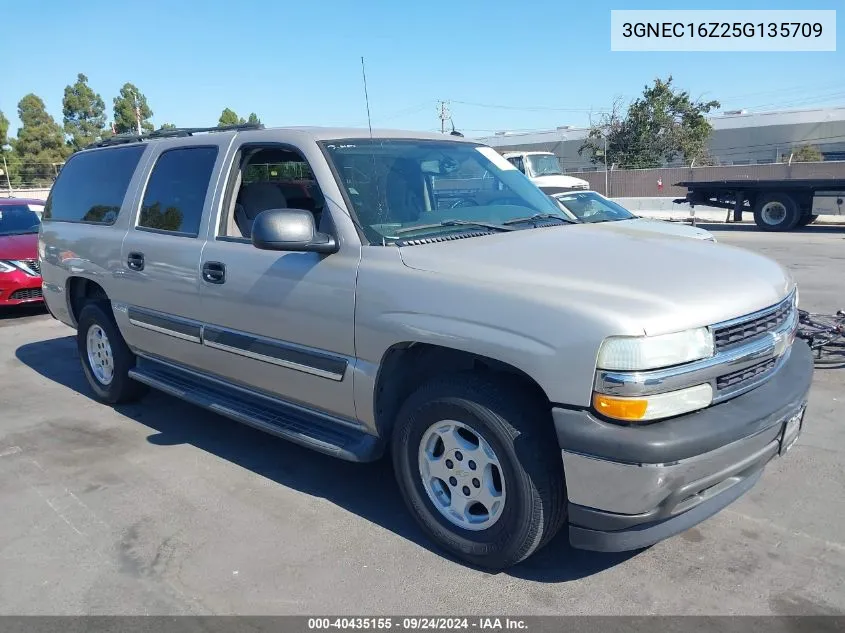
[1, 225, 844, 615]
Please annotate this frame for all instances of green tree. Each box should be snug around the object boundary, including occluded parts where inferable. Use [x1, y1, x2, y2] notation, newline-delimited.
[15, 94, 71, 185]
[160, 122, 177, 129]
[247, 112, 261, 125]
[0, 108, 17, 188]
[62, 73, 107, 150]
[0, 109, 9, 150]
[580, 76, 720, 169]
[139, 202, 183, 231]
[791, 144, 823, 163]
[218, 108, 245, 126]
[113, 83, 154, 134]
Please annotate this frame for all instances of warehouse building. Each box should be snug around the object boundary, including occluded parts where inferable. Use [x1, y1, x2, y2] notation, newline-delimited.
[475, 106, 845, 171]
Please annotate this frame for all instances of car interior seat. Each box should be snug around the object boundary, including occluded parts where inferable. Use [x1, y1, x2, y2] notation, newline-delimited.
[236, 181, 288, 238]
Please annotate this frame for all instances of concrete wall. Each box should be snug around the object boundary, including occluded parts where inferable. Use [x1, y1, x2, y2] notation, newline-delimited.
[2, 187, 51, 201]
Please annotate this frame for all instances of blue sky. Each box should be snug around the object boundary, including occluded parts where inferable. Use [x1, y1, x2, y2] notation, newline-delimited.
[4, 0, 843, 137]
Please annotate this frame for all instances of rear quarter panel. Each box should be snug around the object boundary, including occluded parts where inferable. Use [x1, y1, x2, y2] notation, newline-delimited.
[39, 145, 154, 328]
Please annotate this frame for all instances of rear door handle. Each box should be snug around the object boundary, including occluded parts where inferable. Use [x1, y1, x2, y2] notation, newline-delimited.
[202, 261, 226, 284]
[127, 252, 145, 271]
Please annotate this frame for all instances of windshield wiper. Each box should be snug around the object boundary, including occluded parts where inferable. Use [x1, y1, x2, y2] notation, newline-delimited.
[393, 219, 514, 236]
[503, 213, 576, 226]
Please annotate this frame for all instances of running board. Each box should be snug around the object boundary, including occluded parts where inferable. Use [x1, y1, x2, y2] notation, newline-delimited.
[128, 358, 381, 462]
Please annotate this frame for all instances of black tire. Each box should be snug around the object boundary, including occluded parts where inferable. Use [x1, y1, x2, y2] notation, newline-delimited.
[77, 301, 147, 404]
[753, 193, 800, 231]
[391, 373, 566, 570]
[797, 214, 818, 228]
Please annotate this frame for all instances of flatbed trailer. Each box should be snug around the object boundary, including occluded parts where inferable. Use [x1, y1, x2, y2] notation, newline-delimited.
[674, 178, 845, 231]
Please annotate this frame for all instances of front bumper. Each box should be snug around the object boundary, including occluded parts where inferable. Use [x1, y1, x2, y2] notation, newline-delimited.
[0, 270, 43, 305]
[555, 340, 813, 552]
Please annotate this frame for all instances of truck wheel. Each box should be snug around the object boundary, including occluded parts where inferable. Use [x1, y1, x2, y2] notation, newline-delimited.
[391, 373, 566, 570]
[753, 193, 800, 231]
[77, 301, 147, 404]
[797, 214, 818, 227]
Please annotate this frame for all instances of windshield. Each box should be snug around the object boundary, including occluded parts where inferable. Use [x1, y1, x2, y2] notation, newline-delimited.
[525, 154, 563, 177]
[0, 205, 42, 236]
[322, 139, 570, 244]
[553, 191, 636, 223]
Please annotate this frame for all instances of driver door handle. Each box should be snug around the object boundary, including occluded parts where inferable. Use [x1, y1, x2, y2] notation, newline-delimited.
[202, 261, 226, 285]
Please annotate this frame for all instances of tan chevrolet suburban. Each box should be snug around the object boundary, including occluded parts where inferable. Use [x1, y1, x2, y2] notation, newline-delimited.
[38, 124, 813, 570]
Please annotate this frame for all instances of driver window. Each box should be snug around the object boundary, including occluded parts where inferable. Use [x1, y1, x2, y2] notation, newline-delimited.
[220, 145, 326, 239]
[507, 156, 525, 174]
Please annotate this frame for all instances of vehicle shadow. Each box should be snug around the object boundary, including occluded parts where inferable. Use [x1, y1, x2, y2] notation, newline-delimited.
[15, 335, 639, 582]
[693, 222, 845, 234]
[0, 304, 48, 321]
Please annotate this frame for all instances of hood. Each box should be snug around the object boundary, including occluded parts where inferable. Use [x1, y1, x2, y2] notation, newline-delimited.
[398, 224, 792, 336]
[606, 217, 715, 241]
[0, 232, 38, 260]
[530, 174, 589, 189]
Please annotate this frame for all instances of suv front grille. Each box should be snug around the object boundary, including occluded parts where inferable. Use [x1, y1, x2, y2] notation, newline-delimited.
[716, 358, 777, 391]
[713, 294, 794, 351]
[10, 288, 43, 301]
[21, 259, 41, 275]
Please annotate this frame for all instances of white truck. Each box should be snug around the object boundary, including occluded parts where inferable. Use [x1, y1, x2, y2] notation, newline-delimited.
[502, 151, 589, 193]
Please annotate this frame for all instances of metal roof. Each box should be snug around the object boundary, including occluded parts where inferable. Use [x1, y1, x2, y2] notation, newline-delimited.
[476, 106, 845, 147]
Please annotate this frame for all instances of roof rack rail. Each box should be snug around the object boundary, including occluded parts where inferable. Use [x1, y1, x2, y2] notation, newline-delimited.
[84, 122, 264, 149]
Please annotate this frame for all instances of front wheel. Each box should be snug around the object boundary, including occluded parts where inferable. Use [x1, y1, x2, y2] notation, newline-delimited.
[391, 374, 566, 570]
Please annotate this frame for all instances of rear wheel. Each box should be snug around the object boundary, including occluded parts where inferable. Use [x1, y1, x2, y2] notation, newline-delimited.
[753, 193, 800, 231]
[77, 302, 147, 404]
[391, 373, 566, 570]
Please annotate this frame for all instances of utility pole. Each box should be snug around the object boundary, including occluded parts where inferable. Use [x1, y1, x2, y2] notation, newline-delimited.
[603, 133, 609, 197]
[129, 89, 142, 135]
[437, 100, 451, 134]
[1, 154, 13, 196]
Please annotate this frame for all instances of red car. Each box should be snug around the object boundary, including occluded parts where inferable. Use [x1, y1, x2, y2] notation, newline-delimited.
[0, 198, 45, 306]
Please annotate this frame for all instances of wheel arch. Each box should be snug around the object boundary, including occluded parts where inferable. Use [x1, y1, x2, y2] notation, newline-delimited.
[372, 342, 552, 442]
[66, 276, 110, 328]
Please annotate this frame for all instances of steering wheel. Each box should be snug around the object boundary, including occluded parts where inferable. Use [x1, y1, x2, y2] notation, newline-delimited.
[450, 197, 479, 209]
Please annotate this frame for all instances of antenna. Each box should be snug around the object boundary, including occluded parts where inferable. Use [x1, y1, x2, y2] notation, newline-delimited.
[359, 56, 384, 232]
[361, 57, 373, 138]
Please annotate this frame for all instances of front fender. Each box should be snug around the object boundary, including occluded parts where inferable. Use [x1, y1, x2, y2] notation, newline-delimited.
[352, 248, 616, 427]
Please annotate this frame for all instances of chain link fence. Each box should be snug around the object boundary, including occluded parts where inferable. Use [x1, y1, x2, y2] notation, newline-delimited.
[565, 161, 845, 198]
[1, 160, 65, 197]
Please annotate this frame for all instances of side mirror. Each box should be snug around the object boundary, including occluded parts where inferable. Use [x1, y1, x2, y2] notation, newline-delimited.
[251, 208, 338, 254]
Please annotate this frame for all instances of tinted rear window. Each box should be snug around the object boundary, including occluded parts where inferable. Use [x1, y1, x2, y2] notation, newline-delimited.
[43, 145, 145, 224]
[138, 146, 218, 236]
[0, 206, 41, 236]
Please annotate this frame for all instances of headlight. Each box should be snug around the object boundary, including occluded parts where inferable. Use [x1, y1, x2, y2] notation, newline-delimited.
[0, 260, 17, 273]
[593, 383, 713, 422]
[597, 327, 714, 371]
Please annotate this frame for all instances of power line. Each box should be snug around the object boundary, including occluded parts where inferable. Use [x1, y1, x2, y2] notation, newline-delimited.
[717, 80, 845, 102]
[743, 92, 845, 113]
[451, 100, 611, 113]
